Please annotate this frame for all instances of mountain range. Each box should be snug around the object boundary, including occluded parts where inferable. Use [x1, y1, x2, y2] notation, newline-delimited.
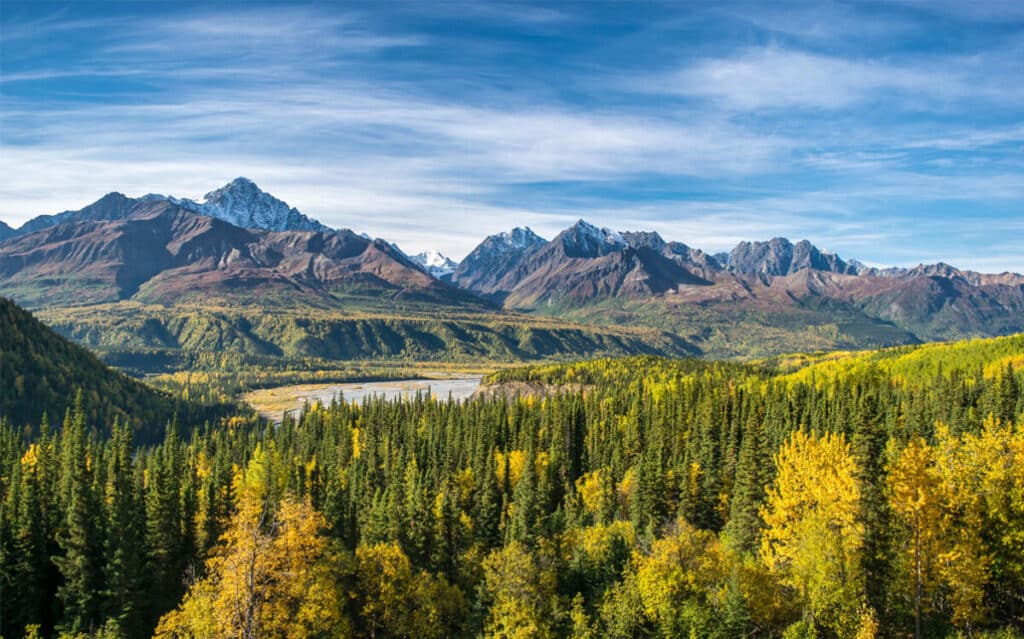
[0, 181, 477, 310]
[3, 178, 1023, 362]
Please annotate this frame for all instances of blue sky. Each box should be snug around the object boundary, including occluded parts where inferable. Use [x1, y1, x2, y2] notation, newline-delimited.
[1, 1, 1022, 270]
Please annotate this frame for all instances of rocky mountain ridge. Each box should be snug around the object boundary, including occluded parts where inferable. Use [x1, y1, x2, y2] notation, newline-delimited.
[3, 182, 1023, 357]
[3, 178, 330, 238]
[0, 198, 478, 310]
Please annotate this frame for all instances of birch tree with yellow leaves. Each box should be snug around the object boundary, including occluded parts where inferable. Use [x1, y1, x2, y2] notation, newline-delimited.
[760, 430, 868, 638]
[888, 437, 944, 639]
[154, 448, 351, 639]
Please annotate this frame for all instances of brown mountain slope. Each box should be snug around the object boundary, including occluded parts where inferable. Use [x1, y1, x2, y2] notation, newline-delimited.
[0, 200, 484, 310]
[451, 219, 1024, 348]
[475, 221, 710, 307]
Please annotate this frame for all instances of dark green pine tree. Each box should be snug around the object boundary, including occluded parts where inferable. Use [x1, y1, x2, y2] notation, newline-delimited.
[53, 393, 102, 634]
[995, 362, 1019, 423]
[851, 391, 891, 625]
[384, 479, 404, 544]
[631, 452, 667, 538]
[692, 393, 723, 530]
[507, 440, 539, 544]
[2, 450, 38, 638]
[35, 414, 63, 634]
[362, 487, 391, 546]
[102, 420, 147, 638]
[178, 450, 199, 581]
[723, 420, 770, 555]
[431, 478, 465, 582]
[475, 447, 502, 549]
[145, 423, 185, 627]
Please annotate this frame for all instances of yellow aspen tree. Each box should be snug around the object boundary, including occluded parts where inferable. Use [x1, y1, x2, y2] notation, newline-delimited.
[962, 417, 1024, 616]
[760, 430, 866, 638]
[354, 542, 464, 639]
[887, 437, 943, 639]
[480, 541, 558, 639]
[932, 424, 992, 632]
[155, 452, 351, 639]
[633, 518, 723, 636]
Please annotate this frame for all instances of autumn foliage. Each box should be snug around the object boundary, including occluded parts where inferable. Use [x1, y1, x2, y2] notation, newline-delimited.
[2, 336, 1023, 638]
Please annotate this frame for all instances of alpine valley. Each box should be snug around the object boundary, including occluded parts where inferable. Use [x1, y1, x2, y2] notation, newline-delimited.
[2, 178, 1023, 374]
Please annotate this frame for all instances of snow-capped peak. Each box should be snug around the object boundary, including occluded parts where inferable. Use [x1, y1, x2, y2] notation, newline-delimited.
[560, 219, 628, 257]
[571, 219, 627, 247]
[412, 250, 458, 277]
[165, 177, 331, 233]
[493, 227, 545, 251]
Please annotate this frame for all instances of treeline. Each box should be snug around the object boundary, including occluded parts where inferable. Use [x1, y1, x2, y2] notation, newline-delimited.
[1, 348, 1022, 638]
[42, 304, 692, 376]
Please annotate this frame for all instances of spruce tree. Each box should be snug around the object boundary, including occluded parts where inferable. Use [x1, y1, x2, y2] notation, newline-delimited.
[508, 440, 539, 544]
[103, 421, 146, 638]
[144, 424, 184, 627]
[53, 393, 102, 634]
[476, 448, 503, 549]
[724, 420, 770, 555]
[852, 391, 891, 626]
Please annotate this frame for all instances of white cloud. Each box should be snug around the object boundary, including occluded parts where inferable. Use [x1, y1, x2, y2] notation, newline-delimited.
[644, 35, 1024, 117]
[1, 4, 1021, 272]
[670, 47, 973, 110]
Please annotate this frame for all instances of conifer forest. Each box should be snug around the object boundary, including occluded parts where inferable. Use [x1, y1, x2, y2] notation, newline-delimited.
[2, 336, 1023, 639]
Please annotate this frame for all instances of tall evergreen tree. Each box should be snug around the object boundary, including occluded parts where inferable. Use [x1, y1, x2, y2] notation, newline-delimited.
[144, 423, 184, 627]
[102, 421, 146, 638]
[508, 440, 539, 544]
[53, 393, 102, 634]
[724, 420, 770, 554]
[852, 391, 892, 625]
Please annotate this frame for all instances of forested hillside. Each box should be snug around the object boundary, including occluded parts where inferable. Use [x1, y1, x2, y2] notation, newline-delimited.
[0, 297, 232, 442]
[2, 335, 1022, 638]
[36, 303, 695, 375]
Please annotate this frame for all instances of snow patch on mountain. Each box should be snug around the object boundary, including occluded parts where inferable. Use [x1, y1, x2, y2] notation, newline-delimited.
[492, 227, 546, 252]
[412, 251, 459, 277]
[559, 219, 629, 257]
[574, 220, 627, 248]
[167, 177, 331, 233]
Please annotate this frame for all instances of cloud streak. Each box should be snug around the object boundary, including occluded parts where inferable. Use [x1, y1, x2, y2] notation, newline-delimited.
[1, 1, 1021, 269]
[665, 46, 1020, 111]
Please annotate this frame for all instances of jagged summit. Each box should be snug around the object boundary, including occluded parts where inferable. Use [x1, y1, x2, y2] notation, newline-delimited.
[557, 219, 627, 257]
[169, 177, 331, 233]
[449, 226, 548, 293]
[412, 250, 458, 278]
[2, 178, 333, 240]
[620, 230, 667, 251]
[491, 227, 546, 251]
[729, 237, 856, 276]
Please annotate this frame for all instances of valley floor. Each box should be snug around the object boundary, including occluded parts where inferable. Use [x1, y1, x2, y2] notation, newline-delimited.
[243, 374, 484, 422]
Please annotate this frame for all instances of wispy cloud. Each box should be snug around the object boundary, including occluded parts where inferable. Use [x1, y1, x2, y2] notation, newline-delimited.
[665, 46, 1017, 111]
[1, 2, 1021, 269]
